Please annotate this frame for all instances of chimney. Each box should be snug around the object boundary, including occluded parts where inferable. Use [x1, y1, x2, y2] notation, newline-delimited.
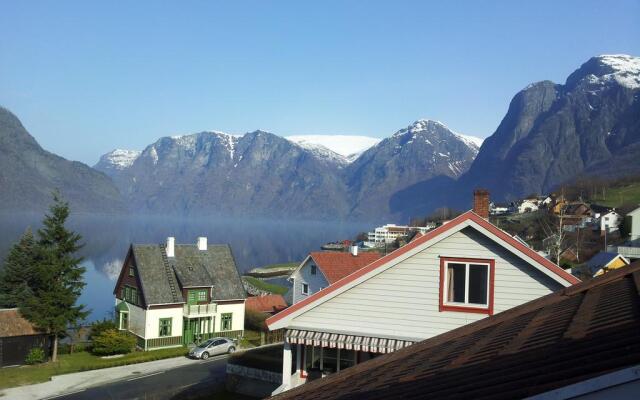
[350, 244, 358, 257]
[197, 237, 207, 251]
[166, 237, 175, 258]
[473, 189, 490, 219]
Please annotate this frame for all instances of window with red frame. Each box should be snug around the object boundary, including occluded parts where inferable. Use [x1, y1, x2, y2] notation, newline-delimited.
[440, 257, 494, 314]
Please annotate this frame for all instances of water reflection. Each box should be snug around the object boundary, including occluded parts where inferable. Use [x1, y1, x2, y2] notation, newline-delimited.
[0, 212, 371, 321]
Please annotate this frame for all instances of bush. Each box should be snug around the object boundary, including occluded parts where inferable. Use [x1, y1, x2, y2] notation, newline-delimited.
[245, 309, 268, 331]
[25, 347, 46, 364]
[91, 329, 136, 356]
[90, 318, 118, 339]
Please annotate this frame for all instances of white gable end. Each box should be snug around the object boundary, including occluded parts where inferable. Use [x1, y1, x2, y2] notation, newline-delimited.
[287, 228, 562, 341]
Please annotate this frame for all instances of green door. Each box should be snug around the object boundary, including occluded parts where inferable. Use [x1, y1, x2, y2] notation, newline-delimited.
[183, 318, 194, 345]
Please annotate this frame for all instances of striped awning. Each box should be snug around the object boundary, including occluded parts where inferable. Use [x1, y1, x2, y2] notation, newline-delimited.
[286, 329, 415, 354]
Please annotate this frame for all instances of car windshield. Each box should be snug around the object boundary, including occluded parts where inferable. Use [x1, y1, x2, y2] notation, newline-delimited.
[198, 339, 214, 347]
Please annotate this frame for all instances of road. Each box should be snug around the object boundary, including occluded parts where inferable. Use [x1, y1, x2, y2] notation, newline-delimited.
[46, 354, 240, 400]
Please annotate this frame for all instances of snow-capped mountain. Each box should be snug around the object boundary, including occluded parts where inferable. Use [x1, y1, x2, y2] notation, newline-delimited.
[286, 135, 381, 161]
[94, 121, 481, 219]
[94, 149, 142, 175]
[346, 119, 481, 218]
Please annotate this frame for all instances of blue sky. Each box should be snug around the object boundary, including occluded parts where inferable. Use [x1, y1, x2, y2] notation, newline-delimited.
[1, 1, 639, 165]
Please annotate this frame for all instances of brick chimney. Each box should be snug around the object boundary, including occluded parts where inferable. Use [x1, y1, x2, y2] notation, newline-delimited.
[473, 189, 490, 219]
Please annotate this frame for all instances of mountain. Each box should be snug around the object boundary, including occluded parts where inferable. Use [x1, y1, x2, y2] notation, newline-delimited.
[96, 130, 351, 219]
[346, 120, 480, 217]
[392, 54, 640, 217]
[0, 107, 125, 214]
[96, 121, 481, 220]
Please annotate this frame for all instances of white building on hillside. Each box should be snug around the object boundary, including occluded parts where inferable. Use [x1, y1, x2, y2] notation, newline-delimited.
[367, 224, 434, 246]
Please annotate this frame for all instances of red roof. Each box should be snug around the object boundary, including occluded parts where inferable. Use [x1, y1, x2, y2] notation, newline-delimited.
[310, 251, 383, 284]
[245, 295, 287, 314]
[271, 262, 640, 400]
[267, 211, 579, 328]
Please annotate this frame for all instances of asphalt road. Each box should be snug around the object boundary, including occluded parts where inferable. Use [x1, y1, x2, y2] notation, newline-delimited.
[46, 354, 241, 400]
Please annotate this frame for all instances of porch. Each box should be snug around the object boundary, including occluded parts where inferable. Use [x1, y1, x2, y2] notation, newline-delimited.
[277, 329, 415, 392]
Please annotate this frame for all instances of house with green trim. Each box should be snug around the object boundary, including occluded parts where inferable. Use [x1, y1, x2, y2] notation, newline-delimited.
[113, 237, 246, 350]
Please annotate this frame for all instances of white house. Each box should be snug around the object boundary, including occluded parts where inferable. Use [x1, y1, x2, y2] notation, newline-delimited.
[288, 248, 382, 305]
[628, 206, 640, 242]
[267, 197, 579, 393]
[518, 199, 540, 213]
[599, 210, 622, 233]
[113, 237, 246, 350]
[367, 224, 433, 246]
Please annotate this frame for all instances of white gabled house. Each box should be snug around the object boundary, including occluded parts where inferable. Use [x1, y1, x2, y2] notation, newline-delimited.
[267, 194, 580, 393]
[289, 248, 382, 304]
[113, 237, 246, 350]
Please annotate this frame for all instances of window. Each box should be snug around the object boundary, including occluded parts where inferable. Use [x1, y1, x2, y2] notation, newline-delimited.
[310, 265, 317, 275]
[439, 257, 494, 315]
[302, 283, 309, 295]
[122, 285, 139, 305]
[197, 290, 207, 301]
[128, 266, 135, 277]
[159, 318, 172, 337]
[119, 312, 129, 330]
[220, 313, 233, 331]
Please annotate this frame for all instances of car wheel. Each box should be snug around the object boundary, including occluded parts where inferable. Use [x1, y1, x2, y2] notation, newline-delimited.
[201, 352, 210, 360]
[228, 346, 236, 354]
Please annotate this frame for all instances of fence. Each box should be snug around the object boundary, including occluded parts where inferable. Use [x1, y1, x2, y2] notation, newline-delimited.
[261, 329, 285, 346]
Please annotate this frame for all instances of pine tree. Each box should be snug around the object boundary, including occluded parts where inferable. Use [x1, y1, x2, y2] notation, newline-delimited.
[20, 191, 89, 362]
[0, 229, 36, 308]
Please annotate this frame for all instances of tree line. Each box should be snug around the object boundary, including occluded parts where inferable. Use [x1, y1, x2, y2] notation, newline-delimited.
[0, 191, 87, 362]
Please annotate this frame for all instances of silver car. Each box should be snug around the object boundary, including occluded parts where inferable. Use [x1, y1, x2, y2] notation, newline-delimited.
[189, 337, 236, 359]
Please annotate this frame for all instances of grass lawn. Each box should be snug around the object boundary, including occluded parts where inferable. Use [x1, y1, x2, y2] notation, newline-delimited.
[0, 346, 188, 390]
[242, 276, 288, 295]
[590, 183, 640, 208]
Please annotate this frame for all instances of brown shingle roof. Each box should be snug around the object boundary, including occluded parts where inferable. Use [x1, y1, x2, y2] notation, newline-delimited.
[310, 252, 382, 284]
[271, 262, 640, 400]
[246, 294, 287, 314]
[0, 308, 42, 337]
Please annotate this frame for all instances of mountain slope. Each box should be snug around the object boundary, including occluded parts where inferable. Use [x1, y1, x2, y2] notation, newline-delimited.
[96, 121, 481, 220]
[391, 54, 640, 218]
[346, 119, 480, 217]
[97, 130, 351, 218]
[459, 54, 640, 202]
[0, 107, 125, 213]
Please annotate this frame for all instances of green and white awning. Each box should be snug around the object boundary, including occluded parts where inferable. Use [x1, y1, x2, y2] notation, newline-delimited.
[286, 329, 414, 354]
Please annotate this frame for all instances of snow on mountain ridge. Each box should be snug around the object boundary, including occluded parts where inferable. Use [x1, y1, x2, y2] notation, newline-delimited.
[100, 149, 141, 169]
[392, 119, 483, 150]
[286, 135, 381, 159]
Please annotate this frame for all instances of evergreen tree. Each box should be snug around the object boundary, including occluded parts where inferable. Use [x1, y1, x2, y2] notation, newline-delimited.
[0, 229, 36, 308]
[20, 191, 89, 362]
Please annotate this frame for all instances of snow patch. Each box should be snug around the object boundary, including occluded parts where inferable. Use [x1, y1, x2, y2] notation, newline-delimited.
[590, 54, 640, 89]
[286, 135, 380, 160]
[100, 149, 141, 169]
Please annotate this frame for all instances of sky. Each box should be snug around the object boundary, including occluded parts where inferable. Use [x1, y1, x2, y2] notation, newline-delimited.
[1, 1, 639, 165]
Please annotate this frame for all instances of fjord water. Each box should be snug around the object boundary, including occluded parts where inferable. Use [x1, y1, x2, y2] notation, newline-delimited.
[0, 213, 370, 321]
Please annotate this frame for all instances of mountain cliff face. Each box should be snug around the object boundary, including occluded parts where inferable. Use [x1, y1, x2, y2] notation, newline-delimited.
[96, 121, 480, 219]
[458, 54, 640, 202]
[0, 107, 125, 214]
[346, 120, 479, 217]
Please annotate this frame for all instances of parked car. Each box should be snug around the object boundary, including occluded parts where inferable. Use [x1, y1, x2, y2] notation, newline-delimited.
[188, 337, 236, 359]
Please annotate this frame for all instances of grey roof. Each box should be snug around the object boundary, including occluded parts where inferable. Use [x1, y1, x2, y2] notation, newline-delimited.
[131, 244, 246, 305]
[584, 252, 624, 275]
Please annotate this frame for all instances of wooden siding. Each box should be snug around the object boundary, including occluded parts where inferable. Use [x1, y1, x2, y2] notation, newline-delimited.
[292, 259, 330, 304]
[290, 227, 562, 341]
[113, 249, 146, 308]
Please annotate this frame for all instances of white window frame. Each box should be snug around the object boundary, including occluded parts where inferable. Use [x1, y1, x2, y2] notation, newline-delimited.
[443, 260, 491, 309]
[302, 282, 309, 295]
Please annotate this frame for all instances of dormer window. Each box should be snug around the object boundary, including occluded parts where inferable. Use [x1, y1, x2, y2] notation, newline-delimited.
[439, 257, 494, 315]
[310, 265, 317, 275]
